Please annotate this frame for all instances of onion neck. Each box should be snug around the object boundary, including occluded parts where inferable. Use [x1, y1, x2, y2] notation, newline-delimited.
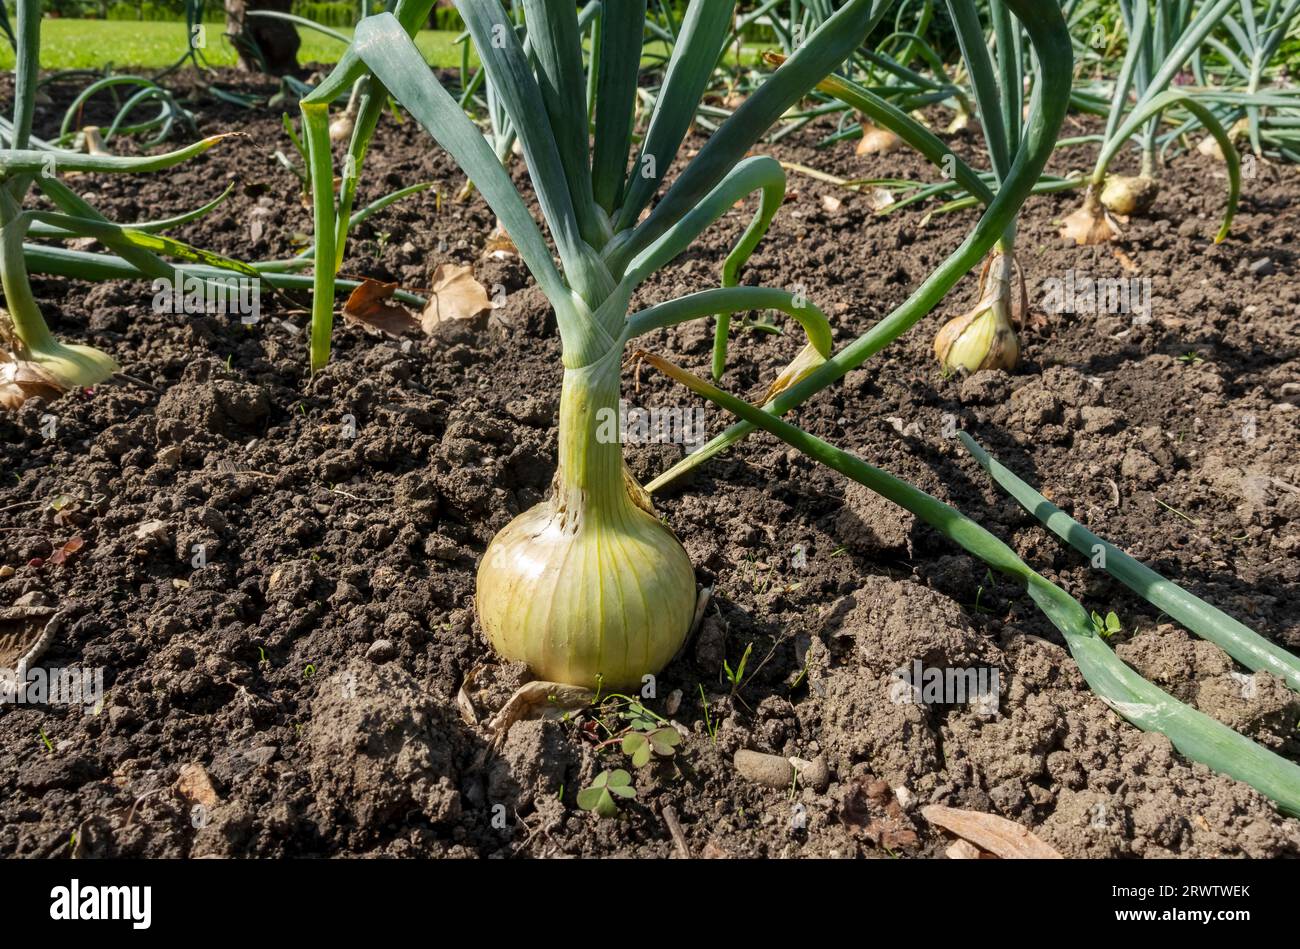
[0, 186, 55, 354]
[1139, 150, 1156, 180]
[552, 343, 635, 530]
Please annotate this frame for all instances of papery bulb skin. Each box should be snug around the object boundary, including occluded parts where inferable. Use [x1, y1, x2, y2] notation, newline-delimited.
[1197, 134, 1226, 160]
[856, 122, 902, 156]
[1060, 188, 1120, 245]
[934, 252, 1021, 375]
[0, 307, 118, 409]
[1099, 174, 1159, 217]
[934, 304, 1019, 374]
[476, 495, 697, 690]
[475, 352, 696, 689]
[1197, 119, 1247, 161]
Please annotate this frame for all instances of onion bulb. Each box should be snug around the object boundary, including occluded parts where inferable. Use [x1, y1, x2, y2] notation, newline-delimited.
[1099, 174, 1159, 217]
[328, 112, 356, 144]
[856, 121, 902, 156]
[1, 306, 118, 410]
[475, 352, 696, 689]
[1197, 118, 1248, 161]
[1060, 187, 1120, 245]
[329, 76, 367, 144]
[934, 252, 1021, 375]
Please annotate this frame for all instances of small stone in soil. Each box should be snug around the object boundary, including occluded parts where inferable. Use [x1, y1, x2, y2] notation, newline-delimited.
[790, 755, 831, 792]
[734, 749, 796, 788]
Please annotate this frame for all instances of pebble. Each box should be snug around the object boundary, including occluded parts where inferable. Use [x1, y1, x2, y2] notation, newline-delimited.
[366, 639, 397, 663]
[1248, 257, 1275, 276]
[134, 519, 171, 544]
[734, 749, 795, 788]
[946, 839, 984, 859]
[791, 756, 831, 792]
[734, 750, 831, 791]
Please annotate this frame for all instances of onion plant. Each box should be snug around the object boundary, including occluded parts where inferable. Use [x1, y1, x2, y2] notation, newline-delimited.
[1187, 0, 1300, 162]
[1060, 0, 1243, 243]
[294, 0, 1300, 810]
[55, 75, 197, 148]
[911, 0, 1027, 376]
[0, 0, 225, 405]
[717, 0, 1044, 388]
[303, 0, 900, 688]
[647, 0, 1069, 486]
[752, 0, 974, 146]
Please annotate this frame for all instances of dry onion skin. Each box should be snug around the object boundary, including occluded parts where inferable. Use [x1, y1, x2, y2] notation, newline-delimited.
[1060, 187, 1121, 245]
[934, 252, 1021, 374]
[856, 121, 904, 156]
[0, 308, 118, 409]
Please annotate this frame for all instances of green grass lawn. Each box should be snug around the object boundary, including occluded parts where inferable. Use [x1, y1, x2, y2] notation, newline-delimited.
[0, 19, 469, 71]
[0, 18, 764, 73]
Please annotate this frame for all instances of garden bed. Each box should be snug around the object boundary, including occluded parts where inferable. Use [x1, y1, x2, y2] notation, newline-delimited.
[1, 68, 1298, 858]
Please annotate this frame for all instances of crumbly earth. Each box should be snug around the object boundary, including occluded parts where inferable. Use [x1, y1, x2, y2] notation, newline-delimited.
[1, 68, 1298, 858]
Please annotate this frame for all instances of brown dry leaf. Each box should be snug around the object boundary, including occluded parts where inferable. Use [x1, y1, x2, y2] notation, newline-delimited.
[48, 536, 85, 567]
[1112, 248, 1139, 273]
[176, 763, 222, 811]
[486, 680, 594, 746]
[945, 839, 986, 859]
[0, 357, 66, 410]
[0, 606, 60, 668]
[921, 804, 1063, 859]
[420, 263, 495, 335]
[341, 279, 421, 339]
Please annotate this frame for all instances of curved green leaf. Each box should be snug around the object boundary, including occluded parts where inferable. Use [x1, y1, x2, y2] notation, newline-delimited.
[959, 432, 1300, 693]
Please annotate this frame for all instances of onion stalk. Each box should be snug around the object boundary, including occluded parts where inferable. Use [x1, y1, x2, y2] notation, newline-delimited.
[958, 433, 1300, 695]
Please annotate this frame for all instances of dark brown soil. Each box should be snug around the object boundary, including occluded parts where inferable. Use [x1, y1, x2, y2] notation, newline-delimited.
[2, 67, 1298, 859]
